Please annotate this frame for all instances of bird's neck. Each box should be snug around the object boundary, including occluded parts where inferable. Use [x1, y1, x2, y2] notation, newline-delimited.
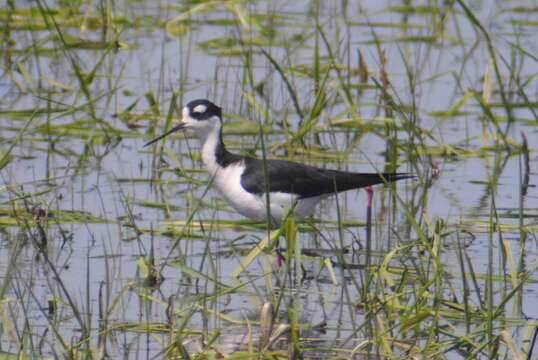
[198, 125, 228, 175]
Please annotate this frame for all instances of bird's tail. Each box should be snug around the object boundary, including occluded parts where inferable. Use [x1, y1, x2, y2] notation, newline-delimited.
[352, 172, 415, 189]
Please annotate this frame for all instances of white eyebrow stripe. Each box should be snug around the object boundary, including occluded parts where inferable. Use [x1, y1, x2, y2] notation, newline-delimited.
[193, 104, 207, 113]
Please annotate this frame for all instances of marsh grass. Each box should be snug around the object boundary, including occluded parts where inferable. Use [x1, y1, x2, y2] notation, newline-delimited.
[0, 0, 537, 359]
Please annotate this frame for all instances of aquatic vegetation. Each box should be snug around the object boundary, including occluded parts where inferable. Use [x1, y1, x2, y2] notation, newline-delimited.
[0, 0, 537, 358]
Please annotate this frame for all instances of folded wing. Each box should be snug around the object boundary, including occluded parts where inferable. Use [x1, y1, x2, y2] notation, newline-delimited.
[241, 158, 412, 198]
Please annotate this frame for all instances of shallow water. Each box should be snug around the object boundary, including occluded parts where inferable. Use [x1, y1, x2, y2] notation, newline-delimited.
[1, 0, 537, 358]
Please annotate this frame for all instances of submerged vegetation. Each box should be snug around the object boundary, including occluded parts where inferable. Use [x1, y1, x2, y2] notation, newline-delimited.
[0, 0, 537, 358]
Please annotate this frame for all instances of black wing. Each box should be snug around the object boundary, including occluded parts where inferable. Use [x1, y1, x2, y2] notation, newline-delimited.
[240, 158, 412, 198]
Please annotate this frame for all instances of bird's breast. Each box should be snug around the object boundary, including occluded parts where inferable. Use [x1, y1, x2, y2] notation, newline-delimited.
[212, 164, 267, 221]
[211, 164, 324, 223]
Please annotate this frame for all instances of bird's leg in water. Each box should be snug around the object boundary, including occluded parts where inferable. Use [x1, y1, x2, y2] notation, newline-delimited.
[365, 186, 373, 269]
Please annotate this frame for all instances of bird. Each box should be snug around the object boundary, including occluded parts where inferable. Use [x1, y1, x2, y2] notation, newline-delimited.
[145, 99, 412, 226]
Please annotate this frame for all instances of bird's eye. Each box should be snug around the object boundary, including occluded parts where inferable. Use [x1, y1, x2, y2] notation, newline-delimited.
[192, 104, 207, 114]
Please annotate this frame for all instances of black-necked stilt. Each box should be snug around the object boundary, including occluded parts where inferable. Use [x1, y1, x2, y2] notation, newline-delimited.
[146, 99, 412, 226]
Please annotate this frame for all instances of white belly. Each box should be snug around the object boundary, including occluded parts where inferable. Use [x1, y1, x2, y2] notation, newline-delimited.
[212, 164, 324, 225]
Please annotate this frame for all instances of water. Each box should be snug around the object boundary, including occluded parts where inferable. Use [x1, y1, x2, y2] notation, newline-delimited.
[1, 0, 537, 358]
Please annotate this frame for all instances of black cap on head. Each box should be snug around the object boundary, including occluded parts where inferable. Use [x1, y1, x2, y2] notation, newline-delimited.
[186, 99, 222, 120]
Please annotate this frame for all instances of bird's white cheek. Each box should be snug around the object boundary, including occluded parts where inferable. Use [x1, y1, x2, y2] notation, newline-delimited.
[183, 127, 196, 137]
[197, 122, 216, 134]
[186, 122, 212, 140]
[183, 119, 201, 132]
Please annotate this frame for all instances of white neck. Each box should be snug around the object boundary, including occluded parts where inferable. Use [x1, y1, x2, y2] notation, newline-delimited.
[197, 125, 222, 175]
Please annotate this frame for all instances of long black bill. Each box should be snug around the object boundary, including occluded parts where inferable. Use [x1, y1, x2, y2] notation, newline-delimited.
[144, 123, 186, 147]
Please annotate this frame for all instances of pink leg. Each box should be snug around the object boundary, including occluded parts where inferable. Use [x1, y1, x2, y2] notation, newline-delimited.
[352, 186, 375, 253]
[275, 248, 283, 271]
[365, 186, 373, 258]
[365, 186, 374, 209]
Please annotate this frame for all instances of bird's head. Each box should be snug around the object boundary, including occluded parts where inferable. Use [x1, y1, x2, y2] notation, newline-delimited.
[145, 99, 222, 146]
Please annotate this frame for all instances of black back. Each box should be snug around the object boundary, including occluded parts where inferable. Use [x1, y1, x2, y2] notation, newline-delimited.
[240, 157, 412, 198]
